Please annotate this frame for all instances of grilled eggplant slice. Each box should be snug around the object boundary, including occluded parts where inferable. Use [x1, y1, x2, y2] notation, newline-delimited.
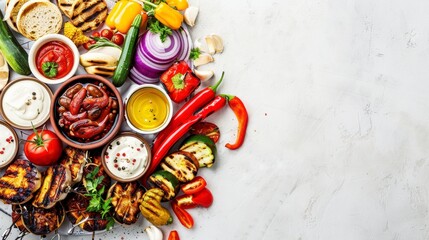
[66, 192, 108, 232]
[60, 146, 87, 184]
[20, 202, 65, 235]
[0, 159, 42, 204]
[179, 134, 217, 168]
[160, 151, 199, 183]
[107, 182, 144, 225]
[32, 165, 72, 209]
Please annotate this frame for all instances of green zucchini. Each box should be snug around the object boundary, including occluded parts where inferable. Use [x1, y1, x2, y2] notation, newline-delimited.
[160, 151, 199, 183]
[0, 11, 30, 75]
[148, 170, 179, 201]
[112, 14, 142, 87]
[180, 134, 217, 168]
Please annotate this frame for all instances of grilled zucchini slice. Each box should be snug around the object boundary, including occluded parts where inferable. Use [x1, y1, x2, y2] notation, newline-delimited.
[180, 134, 217, 168]
[148, 170, 179, 201]
[160, 151, 199, 183]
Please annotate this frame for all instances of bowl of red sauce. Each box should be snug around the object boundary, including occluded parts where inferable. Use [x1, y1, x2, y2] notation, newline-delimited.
[29, 34, 79, 84]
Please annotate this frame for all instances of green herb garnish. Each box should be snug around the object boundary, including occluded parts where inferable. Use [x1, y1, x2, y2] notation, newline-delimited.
[148, 19, 172, 42]
[84, 166, 115, 230]
[41, 62, 58, 78]
[189, 48, 201, 60]
[89, 37, 121, 50]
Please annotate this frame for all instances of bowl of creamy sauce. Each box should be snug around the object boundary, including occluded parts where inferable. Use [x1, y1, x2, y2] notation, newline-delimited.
[0, 121, 19, 168]
[0, 78, 52, 129]
[101, 132, 151, 182]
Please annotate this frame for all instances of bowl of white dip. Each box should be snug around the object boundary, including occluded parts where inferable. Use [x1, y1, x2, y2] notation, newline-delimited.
[0, 121, 19, 168]
[0, 78, 53, 129]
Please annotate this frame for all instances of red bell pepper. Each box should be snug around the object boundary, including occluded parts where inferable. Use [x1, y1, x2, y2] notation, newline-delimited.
[160, 61, 201, 103]
[175, 187, 214, 209]
[171, 201, 194, 229]
[222, 95, 248, 150]
[180, 176, 207, 195]
[168, 230, 180, 240]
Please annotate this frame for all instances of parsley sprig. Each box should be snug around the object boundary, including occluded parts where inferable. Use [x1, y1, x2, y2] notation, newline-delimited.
[148, 18, 172, 42]
[190, 48, 201, 60]
[41, 62, 58, 78]
[84, 166, 115, 230]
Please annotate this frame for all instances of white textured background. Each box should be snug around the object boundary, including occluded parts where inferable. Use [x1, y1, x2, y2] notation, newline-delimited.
[2, 0, 429, 239]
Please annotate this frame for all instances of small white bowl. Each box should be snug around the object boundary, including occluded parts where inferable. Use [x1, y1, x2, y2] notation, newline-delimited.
[29, 34, 79, 84]
[124, 84, 173, 135]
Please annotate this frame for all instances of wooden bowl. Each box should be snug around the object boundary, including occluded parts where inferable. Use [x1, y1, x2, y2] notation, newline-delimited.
[50, 74, 124, 150]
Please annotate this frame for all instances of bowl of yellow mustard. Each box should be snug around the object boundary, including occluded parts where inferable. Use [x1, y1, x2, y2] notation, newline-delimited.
[124, 84, 173, 134]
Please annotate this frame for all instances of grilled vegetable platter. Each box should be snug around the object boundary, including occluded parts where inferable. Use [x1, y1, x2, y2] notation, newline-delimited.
[0, 0, 249, 239]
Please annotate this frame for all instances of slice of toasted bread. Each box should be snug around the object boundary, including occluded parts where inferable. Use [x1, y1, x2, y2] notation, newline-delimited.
[70, 0, 107, 32]
[5, 0, 29, 32]
[16, 0, 63, 41]
[57, 0, 76, 18]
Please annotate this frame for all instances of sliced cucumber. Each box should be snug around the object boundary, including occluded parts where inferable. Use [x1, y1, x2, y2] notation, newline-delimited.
[180, 134, 217, 168]
[160, 151, 198, 183]
[148, 170, 179, 201]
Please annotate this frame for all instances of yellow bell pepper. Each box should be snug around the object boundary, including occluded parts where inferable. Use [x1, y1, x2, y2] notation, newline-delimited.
[166, 0, 188, 11]
[105, 0, 143, 34]
[140, 0, 183, 30]
[154, 2, 183, 30]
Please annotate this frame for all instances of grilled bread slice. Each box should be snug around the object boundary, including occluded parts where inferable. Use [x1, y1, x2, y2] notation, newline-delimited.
[60, 146, 87, 184]
[70, 0, 107, 32]
[16, 0, 63, 40]
[0, 159, 42, 204]
[57, 0, 76, 18]
[108, 182, 144, 225]
[32, 165, 72, 209]
[5, 0, 30, 32]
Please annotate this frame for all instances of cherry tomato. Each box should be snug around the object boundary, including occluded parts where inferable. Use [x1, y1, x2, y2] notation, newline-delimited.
[24, 128, 63, 166]
[168, 230, 180, 240]
[101, 29, 114, 40]
[91, 31, 100, 38]
[181, 176, 207, 195]
[111, 33, 124, 46]
[83, 39, 96, 50]
[190, 122, 220, 143]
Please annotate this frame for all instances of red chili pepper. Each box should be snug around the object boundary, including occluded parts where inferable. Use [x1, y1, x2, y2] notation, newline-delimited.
[171, 201, 194, 229]
[160, 61, 201, 103]
[168, 230, 180, 240]
[223, 95, 248, 150]
[181, 176, 207, 195]
[142, 95, 227, 186]
[152, 73, 224, 153]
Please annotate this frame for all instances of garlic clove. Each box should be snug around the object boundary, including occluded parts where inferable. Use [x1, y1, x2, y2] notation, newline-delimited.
[194, 37, 209, 53]
[194, 69, 214, 82]
[193, 53, 214, 67]
[211, 34, 224, 53]
[205, 35, 216, 55]
[184, 6, 199, 27]
[145, 225, 163, 240]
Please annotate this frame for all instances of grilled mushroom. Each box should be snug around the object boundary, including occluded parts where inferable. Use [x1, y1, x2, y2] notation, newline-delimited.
[107, 182, 145, 225]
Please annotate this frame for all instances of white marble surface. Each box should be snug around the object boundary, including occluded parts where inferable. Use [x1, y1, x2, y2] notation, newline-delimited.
[2, 0, 429, 239]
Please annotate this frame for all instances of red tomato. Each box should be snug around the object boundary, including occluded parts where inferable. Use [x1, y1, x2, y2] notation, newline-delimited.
[91, 31, 100, 38]
[168, 230, 180, 240]
[181, 176, 207, 195]
[83, 39, 96, 50]
[24, 129, 63, 166]
[111, 33, 124, 46]
[190, 122, 220, 143]
[101, 29, 114, 40]
[171, 202, 194, 229]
